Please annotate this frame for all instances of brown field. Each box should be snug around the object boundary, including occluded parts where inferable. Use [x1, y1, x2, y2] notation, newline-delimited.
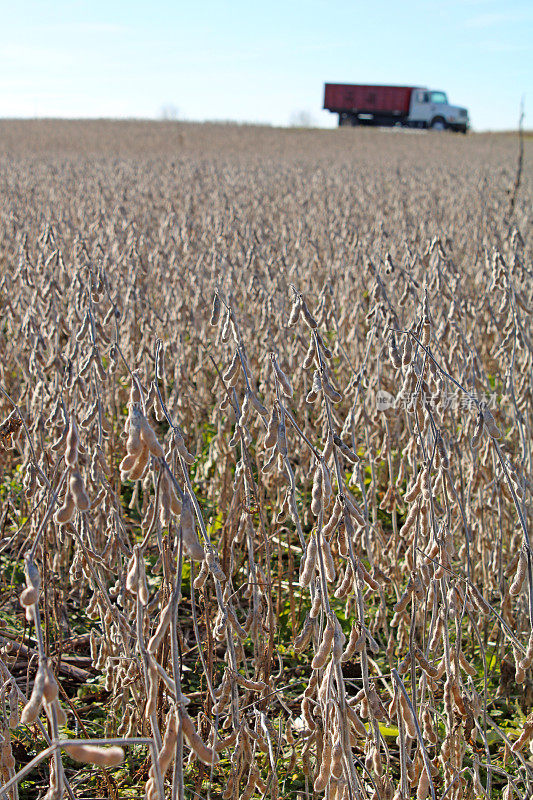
[0, 121, 532, 799]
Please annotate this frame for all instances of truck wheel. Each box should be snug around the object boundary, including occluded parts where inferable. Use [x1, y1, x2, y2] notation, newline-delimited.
[339, 113, 356, 127]
[430, 117, 447, 131]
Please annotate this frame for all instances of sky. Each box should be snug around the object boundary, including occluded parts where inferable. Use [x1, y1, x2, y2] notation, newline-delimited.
[1, 0, 531, 130]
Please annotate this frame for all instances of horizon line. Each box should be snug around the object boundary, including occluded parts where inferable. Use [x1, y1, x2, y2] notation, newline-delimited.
[0, 116, 527, 134]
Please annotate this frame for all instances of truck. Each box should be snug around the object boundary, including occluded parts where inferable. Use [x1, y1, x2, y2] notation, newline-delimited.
[323, 83, 469, 133]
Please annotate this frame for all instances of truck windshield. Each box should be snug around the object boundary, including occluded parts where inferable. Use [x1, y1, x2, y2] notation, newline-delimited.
[431, 92, 447, 104]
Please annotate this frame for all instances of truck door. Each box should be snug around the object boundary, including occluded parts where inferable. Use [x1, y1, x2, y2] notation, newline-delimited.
[409, 90, 432, 124]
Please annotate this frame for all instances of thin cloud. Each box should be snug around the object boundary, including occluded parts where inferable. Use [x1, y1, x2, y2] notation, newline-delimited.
[1, 43, 73, 68]
[464, 10, 533, 27]
[478, 40, 528, 53]
[42, 21, 130, 35]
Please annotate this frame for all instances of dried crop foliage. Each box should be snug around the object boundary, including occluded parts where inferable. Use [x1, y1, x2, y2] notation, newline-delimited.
[0, 121, 532, 799]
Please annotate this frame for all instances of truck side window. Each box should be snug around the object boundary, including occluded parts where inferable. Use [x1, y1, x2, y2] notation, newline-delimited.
[431, 92, 447, 104]
[424, 93, 430, 103]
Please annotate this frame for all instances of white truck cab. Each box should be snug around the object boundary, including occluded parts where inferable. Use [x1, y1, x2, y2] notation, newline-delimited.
[409, 89, 469, 132]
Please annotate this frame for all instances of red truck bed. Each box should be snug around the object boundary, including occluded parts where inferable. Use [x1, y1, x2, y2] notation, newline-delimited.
[324, 84, 414, 115]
